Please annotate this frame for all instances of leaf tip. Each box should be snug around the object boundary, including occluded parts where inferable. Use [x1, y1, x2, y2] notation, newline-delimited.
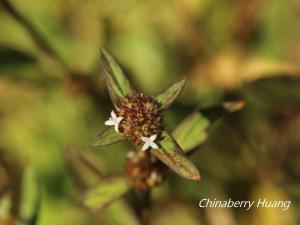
[90, 140, 99, 147]
[222, 100, 246, 113]
[192, 174, 201, 181]
[100, 47, 107, 56]
[181, 77, 187, 84]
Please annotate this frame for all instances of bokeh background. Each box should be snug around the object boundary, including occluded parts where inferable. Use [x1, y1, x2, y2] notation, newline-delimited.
[1, 0, 300, 225]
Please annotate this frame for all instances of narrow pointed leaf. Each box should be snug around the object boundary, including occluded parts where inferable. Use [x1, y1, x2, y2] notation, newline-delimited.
[0, 194, 12, 223]
[150, 131, 200, 180]
[101, 48, 134, 104]
[20, 167, 40, 225]
[173, 100, 245, 153]
[82, 177, 131, 211]
[173, 112, 209, 153]
[91, 127, 126, 147]
[155, 78, 186, 109]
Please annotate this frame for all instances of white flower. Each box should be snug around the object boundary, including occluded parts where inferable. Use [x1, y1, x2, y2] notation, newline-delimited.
[104, 111, 123, 132]
[141, 134, 159, 151]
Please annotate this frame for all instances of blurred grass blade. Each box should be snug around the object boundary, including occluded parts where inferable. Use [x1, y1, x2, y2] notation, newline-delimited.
[150, 131, 200, 180]
[0, 193, 12, 223]
[173, 100, 245, 153]
[154, 78, 186, 109]
[82, 177, 131, 211]
[20, 167, 40, 225]
[65, 148, 104, 190]
[102, 201, 141, 225]
[101, 48, 134, 104]
[91, 127, 126, 147]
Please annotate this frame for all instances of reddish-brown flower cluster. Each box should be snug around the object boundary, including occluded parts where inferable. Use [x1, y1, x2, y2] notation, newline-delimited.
[125, 151, 164, 191]
[116, 93, 163, 145]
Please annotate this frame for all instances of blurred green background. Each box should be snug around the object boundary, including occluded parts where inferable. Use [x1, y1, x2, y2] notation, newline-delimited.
[1, 0, 300, 225]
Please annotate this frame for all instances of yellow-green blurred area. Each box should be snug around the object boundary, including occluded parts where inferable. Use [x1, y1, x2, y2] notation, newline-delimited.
[1, 0, 300, 225]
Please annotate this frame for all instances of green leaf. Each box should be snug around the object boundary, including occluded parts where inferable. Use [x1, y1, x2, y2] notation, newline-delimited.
[20, 167, 40, 225]
[0, 193, 12, 222]
[155, 78, 186, 109]
[101, 201, 141, 225]
[91, 127, 126, 147]
[101, 48, 134, 104]
[82, 176, 131, 211]
[150, 131, 200, 180]
[173, 112, 210, 153]
[173, 100, 245, 153]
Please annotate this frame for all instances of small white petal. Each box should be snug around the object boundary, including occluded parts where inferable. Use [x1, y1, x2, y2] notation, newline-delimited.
[114, 124, 119, 132]
[111, 111, 117, 120]
[105, 120, 115, 126]
[142, 143, 149, 151]
[150, 142, 159, 149]
[150, 134, 157, 141]
[116, 117, 123, 123]
[141, 136, 148, 142]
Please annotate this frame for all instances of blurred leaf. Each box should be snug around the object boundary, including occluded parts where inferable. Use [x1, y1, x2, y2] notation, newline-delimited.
[101, 201, 141, 225]
[20, 167, 40, 225]
[0, 193, 12, 223]
[65, 148, 104, 190]
[173, 112, 209, 153]
[150, 131, 200, 180]
[246, 76, 300, 105]
[0, 47, 35, 70]
[91, 127, 126, 147]
[173, 100, 245, 153]
[101, 48, 134, 105]
[155, 78, 186, 109]
[65, 149, 138, 224]
[82, 176, 131, 211]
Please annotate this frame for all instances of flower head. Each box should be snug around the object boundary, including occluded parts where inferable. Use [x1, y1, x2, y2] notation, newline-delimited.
[116, 93, 163, 145]
[91, 48, 201, 181]
[125, 151, 164, 191]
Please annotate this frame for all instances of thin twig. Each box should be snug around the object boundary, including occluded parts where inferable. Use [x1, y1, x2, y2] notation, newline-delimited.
[0, 0, 71, 71]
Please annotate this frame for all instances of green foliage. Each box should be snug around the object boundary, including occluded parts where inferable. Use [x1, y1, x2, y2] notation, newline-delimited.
[0, 194, 12, 222]
[20, 167, 40, 225]
[0, 0, 300, 224]
[101, 201, 141, 225]
[82, 177, 131, 211]
[101, 49, 134, 105]
[155, 78, 186, 109]
[91, 127, 126, 147]
[174, 100, 245, 153]
[151, 131, 200, 180]
[173, 112, 210, 153]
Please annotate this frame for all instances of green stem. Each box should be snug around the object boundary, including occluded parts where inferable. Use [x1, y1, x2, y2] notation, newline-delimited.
[140, 189, 151, 225]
